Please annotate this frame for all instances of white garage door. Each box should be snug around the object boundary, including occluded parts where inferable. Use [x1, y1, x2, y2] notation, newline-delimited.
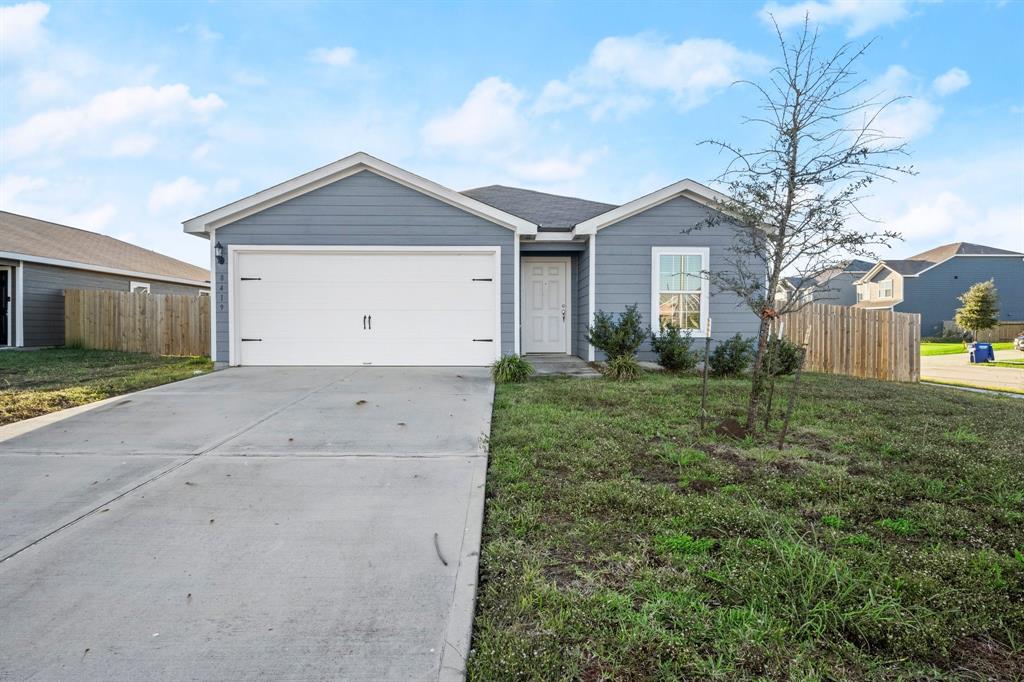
[232, 249, 499, 366]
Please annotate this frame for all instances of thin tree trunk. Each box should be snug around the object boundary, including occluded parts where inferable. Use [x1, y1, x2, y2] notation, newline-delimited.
[777, 346, 807, 451]
[744, 315, 771, 432]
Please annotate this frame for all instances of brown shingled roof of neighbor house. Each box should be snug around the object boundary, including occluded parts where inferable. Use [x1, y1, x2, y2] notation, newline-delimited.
[1, 211, 209, 284]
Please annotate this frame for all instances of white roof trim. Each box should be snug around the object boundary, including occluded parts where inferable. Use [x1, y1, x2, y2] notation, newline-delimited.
[854, 262, 899, 285]
[575, 178, 732, 235]
[183, 151, 537, 235]
[0, 251, 210, 287]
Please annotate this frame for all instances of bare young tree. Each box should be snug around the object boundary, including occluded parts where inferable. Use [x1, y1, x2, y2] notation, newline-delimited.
[696, 17, 914, 432]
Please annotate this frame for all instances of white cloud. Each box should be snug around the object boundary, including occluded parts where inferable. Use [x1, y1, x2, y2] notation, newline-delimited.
[148, 177, 207, 214]
[0, 174, 49, 207]
[64, 203, 118, 231]
[507, 149, 606, 182]
[231, 69, 268, 87]
[422, 77, 526, 150]
[111, 134, 157, 157]
[309, 46, 357, 67]
[933, 67, 970, 96]
[191, 143, 212, 160]
[761, 0, 910, 37]
[0, 1, 49, 57]
[213, 177, 241, 195]
[858, 66, 940, 141]
[176, 23, 221, 42]
[535, 34, 767, 118]
[2, 84, 225, 160]
[859, 148, 1024, 258]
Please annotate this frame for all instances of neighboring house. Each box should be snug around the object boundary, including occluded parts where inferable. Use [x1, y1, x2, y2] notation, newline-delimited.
[853, 242, 1024, 336]
[775, 259, 874, 307]
[1, 212, 210, 348]
[183, 152, 761, 367]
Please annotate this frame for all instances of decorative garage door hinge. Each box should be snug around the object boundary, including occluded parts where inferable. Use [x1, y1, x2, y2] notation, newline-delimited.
[240, 277, 262, 281]
[472, 278, 492, 281]
[472, 339, 493, 342]
[241, 338, 262, 342]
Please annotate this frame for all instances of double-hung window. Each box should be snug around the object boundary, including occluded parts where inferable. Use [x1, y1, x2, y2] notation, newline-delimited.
[652, 247, 710, 336]
[879, 279, 893, 299]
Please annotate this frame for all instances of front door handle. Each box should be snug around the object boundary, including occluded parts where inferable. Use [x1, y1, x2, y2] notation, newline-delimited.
[561, 304, 566, 321]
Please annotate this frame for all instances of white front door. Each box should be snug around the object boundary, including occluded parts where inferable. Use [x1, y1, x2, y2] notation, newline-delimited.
[521, 257, 570, 354]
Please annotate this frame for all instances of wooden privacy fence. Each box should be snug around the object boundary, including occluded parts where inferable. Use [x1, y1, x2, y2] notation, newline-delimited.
[777, 303, 920, 383]
[942, 320, 1024, 342]
[65, 289, 210, 357]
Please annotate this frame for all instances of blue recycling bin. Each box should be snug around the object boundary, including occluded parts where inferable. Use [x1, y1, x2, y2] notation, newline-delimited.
[968, 342, 994, 363]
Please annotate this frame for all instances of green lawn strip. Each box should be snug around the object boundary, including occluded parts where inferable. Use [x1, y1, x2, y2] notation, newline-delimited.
[984, 360, 1024, 369]
[921, 377, 1024, 396]
[470, 373, 1024, 680]
[921, 341, 1014, 356]
[0, 348, 212, 425]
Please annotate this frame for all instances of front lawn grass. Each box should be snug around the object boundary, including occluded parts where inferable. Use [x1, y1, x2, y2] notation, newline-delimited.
[471, 373, 1024, 680]
[0, 348, 212, 425]
[921, 341, 1014, 356]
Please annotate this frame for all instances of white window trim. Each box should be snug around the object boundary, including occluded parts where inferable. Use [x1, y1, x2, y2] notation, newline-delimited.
[651, 247, 710, 338]
[130, 281, 151, 293]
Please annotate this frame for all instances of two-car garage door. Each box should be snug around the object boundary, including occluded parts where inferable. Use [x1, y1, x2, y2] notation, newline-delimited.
[232, 249, 499, 366]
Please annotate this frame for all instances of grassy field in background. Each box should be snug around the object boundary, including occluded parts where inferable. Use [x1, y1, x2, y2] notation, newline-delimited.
[470, 373, 1023, 680]
[921, 341, 1014, 356]
[0, 348, 212, 425]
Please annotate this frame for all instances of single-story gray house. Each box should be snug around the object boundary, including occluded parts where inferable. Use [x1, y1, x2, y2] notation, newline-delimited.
[776, 259, 874, 307]
[183, 152, 761, 367]
[854, 242, 1024, 335]
[1, 211, 210, 348]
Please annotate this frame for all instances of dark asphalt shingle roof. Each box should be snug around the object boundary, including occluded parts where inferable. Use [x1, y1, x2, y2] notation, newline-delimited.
[461, 185, 616, 229]
[873, 242, 1022, 278]
[0, 211, 210, 284]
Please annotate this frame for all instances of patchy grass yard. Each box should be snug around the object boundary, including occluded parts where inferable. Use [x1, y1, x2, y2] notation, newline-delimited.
[921, 341, 1014, 356]
[0, 348, 212, 425]
[470, 373, 1023, 680]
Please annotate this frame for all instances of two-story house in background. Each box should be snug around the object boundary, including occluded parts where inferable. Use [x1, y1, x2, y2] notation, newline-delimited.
[776, 259, 874, 307]
[853, 242, 1024, 336]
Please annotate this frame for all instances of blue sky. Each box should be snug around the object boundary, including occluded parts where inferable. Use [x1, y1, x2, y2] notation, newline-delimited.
[2, 0, 1022, 268]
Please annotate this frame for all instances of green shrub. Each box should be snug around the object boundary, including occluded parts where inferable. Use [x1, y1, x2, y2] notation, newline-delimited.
[491, 354, 534, 383]
[766, 337, 802, 376]
[650, 321, 698, 372]
[709, 333, 754, 377]
[587, 304, 646, 360]
[603, 354, 642, 382]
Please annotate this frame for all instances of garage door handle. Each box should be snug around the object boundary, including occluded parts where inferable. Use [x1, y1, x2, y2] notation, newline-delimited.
[240, 277, 261, 281]
[241, 338, 262, 342]
[472, 339, 493, 342]
[472, 278, 492, 281]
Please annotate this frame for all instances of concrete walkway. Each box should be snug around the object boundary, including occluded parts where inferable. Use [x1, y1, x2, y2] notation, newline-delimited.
[525, 354, 601, 377]
[0, 367, 493, 681]
[921, 348, 1024, 393]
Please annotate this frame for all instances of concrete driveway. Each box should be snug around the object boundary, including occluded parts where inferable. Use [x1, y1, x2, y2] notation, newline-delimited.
[921, 348, 1024, 393]
[0, 367, 493, 681]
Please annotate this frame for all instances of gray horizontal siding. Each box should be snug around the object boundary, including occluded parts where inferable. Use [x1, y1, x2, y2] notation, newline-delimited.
[595, 195, 761, 361]
[212, 170, 516, 364]
[22, 263, 205, 347]
[899, 256, 1024, 336]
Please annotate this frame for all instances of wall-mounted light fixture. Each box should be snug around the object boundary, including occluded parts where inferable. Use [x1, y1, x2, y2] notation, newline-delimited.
[215, 241, 225, 265]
